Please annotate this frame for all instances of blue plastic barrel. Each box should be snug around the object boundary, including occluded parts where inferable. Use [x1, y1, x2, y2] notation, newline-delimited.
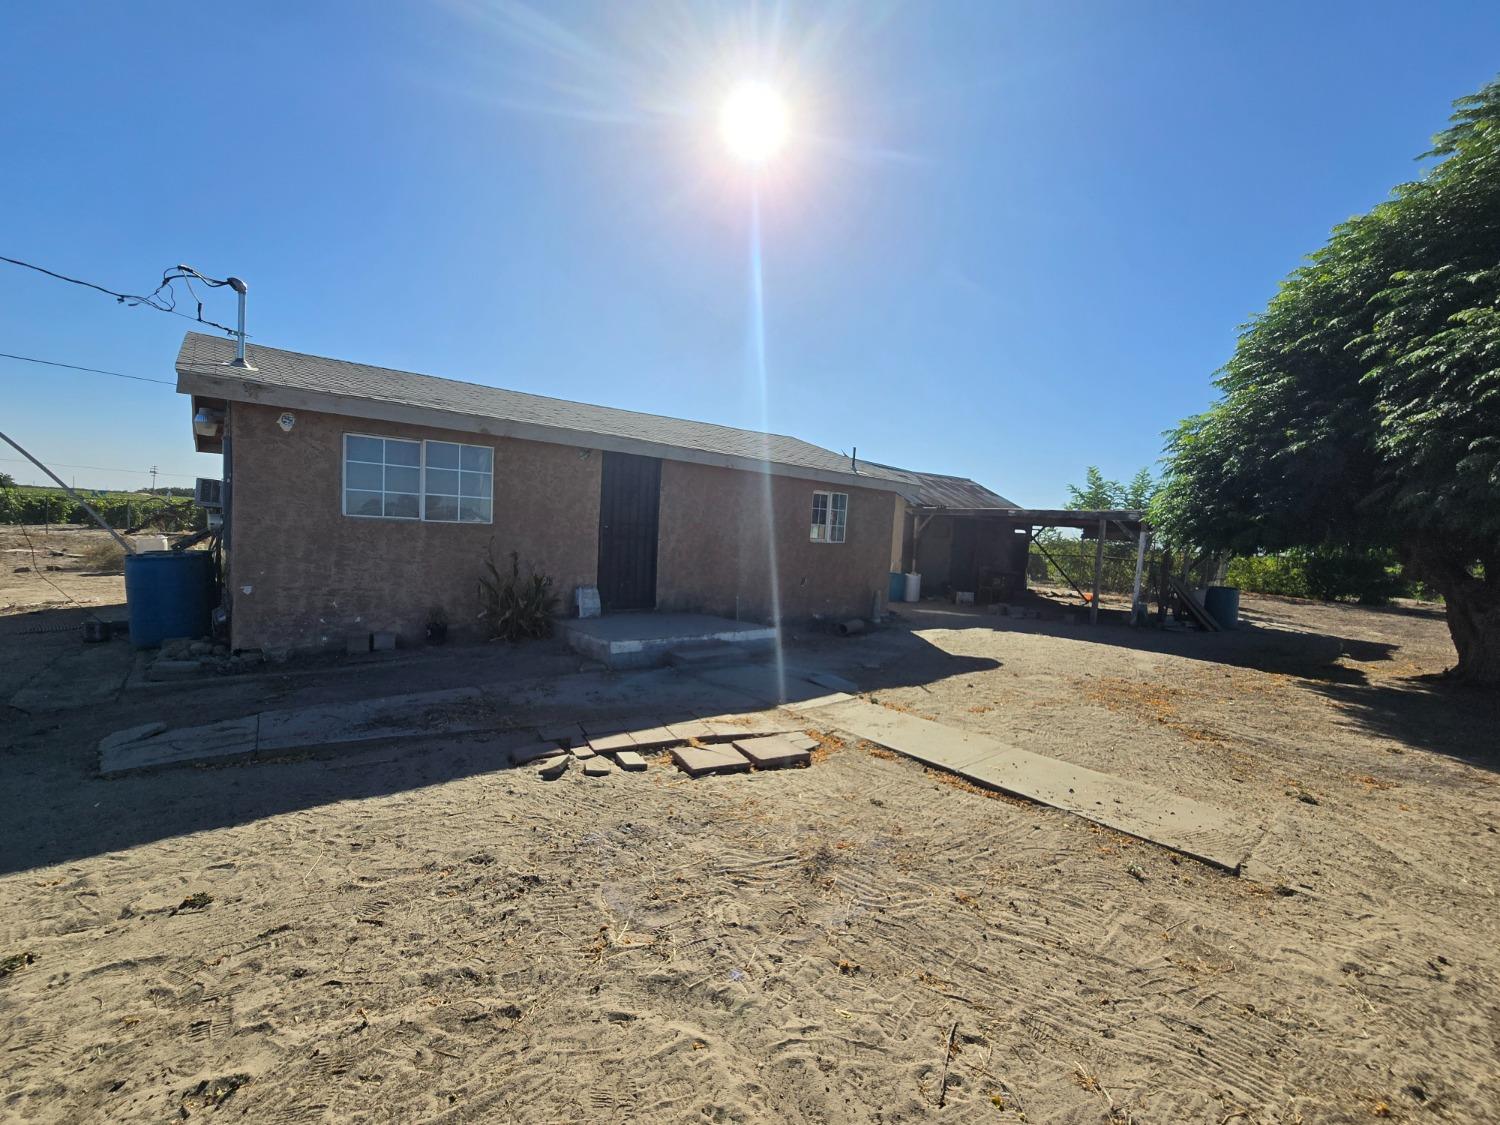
[125, 550, 215, 648]
[1203, 585, 1241, 630]
[889, 571, 905, 603]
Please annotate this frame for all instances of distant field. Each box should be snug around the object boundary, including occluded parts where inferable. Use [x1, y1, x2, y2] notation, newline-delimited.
[0, 485, 198, 530]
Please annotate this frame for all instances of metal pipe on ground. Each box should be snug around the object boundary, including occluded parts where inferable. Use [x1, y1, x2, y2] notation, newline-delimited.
[837, 619, 867, 636]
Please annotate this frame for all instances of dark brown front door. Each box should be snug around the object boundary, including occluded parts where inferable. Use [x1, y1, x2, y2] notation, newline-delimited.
[597, 451, 661, 612]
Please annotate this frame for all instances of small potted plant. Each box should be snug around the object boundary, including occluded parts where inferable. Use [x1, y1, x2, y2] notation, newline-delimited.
[425, 606, 449, 645]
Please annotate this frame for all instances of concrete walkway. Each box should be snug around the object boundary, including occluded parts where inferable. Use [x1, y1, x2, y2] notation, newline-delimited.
[801, 697, 1262, 872]
[97, 687, 532, 775]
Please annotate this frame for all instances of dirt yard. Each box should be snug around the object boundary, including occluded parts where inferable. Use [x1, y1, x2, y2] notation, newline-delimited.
[1, 572, 1496, 1123]
[0, 524, 127, 616]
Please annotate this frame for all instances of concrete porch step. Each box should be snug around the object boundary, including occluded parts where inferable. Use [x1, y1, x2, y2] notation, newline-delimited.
[563, 613, 778, 670]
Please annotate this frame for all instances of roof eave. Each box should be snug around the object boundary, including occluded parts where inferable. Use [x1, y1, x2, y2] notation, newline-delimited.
[175, 365, 902, 494]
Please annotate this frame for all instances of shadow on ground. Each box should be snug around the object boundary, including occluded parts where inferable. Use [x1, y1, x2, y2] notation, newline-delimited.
[1302, 676, 1500, 773]
[0, 619, 998, 877]
[894, 601, 1396, 684]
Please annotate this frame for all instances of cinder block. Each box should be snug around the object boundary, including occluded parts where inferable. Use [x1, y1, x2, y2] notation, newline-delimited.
[372, 631, 397, 652]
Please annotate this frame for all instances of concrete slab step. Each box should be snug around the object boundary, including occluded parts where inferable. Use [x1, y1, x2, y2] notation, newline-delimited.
[614, 749, 648, 771]
[583, 756, 615, 777]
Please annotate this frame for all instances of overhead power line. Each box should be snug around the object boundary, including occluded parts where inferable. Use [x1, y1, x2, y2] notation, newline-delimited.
[0, 456, 198, 481]
[0, 351, 175, 386]
[0, 254, 240, 336]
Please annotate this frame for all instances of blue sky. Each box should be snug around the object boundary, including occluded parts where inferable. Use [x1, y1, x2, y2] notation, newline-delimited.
[2, 2, 1497, 502]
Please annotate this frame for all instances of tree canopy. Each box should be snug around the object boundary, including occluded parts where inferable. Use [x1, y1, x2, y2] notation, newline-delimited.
[1065, 466, 1156, 511]
[1155, 78, 1500, 680]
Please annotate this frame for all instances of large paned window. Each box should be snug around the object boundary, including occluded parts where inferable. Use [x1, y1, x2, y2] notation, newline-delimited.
[343, 435, 421, 519]
[342, 434, 493, 523]
[810, 490, 848, 543]
[423, 440, 494, 523]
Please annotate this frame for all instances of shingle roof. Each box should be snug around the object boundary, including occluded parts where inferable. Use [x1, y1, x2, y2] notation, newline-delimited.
[862, 461, 1019, 509]
[176, 332, 889, 486]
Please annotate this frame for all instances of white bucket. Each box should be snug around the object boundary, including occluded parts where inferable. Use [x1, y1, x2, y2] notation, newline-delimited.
[130, 534, 169, 553]
[903, 573, 922, 602]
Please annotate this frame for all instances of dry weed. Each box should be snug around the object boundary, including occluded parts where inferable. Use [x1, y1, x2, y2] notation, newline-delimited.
[79, 539, 125, 574]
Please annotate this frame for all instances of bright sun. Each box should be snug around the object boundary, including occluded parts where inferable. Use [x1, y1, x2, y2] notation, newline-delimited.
[720, 81, 789, 164]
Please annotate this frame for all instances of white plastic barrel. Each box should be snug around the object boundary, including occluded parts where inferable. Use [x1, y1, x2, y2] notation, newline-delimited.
[903, 572, 922, 602]
[130, 534, 169, 553]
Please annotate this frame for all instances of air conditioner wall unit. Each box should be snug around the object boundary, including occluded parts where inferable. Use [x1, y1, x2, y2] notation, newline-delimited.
[194, 477, 224, 509]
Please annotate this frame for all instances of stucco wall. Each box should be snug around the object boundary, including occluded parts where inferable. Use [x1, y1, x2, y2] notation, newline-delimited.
[656, 460, 897, 623]
[225, 402, 899, 651]
[226, 402, 601, 652]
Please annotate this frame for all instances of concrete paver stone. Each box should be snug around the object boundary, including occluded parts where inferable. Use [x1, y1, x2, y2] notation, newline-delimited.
[537, 755, 569, 780]
[537, 724, 584, 747]
[589, 732, 637, 754]
[732, 735, 811, 769]
[669, 743, 751, 778]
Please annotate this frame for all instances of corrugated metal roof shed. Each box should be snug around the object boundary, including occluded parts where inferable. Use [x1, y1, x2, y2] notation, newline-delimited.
[862, 461, 1019, 509]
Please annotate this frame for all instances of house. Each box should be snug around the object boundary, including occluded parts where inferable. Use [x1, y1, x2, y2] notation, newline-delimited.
[175, 332, 920, 654]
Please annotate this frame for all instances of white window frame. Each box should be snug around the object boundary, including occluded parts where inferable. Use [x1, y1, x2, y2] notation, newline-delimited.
[810, 490, 848, 544]
[340, 433, 495, 524]
[342, 433, 422, 521]
[420, 439, 495, 525]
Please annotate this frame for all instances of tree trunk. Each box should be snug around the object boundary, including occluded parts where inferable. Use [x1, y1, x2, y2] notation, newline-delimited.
[1441, 578, 1500, 684]
[1410, 545, 1500, 684]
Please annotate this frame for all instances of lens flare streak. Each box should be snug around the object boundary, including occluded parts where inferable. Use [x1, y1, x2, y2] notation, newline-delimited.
[747, 183, 787, 702]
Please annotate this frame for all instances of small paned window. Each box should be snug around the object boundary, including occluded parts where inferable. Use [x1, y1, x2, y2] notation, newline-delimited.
[423, 441, 494, 523]
[810, 490, 848, 543]
[343, 435, 422, 520]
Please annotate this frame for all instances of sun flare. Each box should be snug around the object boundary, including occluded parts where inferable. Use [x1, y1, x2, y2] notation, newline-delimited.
[720, 81, 789, 164]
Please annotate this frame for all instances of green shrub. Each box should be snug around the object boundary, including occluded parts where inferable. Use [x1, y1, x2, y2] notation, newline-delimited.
[1227, 547, 1414, 604]
[477, 547, 558, 642]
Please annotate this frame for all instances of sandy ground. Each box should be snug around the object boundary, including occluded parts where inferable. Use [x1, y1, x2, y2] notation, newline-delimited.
[1, 552, 1497, 1123]
[0, 525, 126, 616]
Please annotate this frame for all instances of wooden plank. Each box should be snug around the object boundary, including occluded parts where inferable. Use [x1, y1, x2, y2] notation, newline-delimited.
[1170, 576, 1221, 632]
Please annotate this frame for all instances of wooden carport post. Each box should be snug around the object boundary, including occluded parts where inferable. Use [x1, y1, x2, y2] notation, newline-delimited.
[1090, 516, 1105, 624]
[1130, 526, 1149, 625]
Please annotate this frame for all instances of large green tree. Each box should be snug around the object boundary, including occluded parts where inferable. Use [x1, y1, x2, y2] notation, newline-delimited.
[1156, 79, 1500, 681]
